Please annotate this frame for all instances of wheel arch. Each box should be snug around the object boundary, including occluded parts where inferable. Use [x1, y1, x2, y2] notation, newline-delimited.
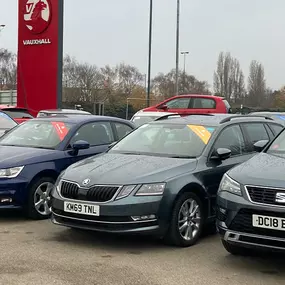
[170, 181, 210, 220]
[26, 169, 59, 199]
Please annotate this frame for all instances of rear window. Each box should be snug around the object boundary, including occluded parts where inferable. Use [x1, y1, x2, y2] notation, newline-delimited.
[192, 98, 216, 109]
[0, 112, 17, 129]
[3, 109, 33, 119]
[222, 100, 232, 113]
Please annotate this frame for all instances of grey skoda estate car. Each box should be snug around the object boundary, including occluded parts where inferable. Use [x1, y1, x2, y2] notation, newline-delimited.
[217, 127, 285, 254]
[50, 114, 283, 247]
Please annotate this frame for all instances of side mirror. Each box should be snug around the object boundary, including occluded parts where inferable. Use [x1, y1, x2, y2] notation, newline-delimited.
[108, 141, 117, 149]
[253, 140, 269, 152]
[72, 140, 90, 152]
[157, 104, 168, 110]
[213, 148, 231, 160]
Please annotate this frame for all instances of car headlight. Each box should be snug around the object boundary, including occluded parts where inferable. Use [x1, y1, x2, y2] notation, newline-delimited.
[135, 183, 165, 196]
[116, 185, 137, 200]
[0, 166, 24, 178]
[218, 174, 241, 196]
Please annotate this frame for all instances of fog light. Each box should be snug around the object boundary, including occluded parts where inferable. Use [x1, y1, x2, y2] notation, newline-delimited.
[0, 198, 12, 203]
[131, 214, 156, 221]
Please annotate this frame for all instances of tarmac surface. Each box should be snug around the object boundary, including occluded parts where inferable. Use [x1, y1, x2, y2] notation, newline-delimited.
[0, 210, 285, 285]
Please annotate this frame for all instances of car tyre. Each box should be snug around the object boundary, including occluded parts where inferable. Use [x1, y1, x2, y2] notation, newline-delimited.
[222, 239, 247, 255]
[164, 192, 205, 247]
[26, 176, 55, 220]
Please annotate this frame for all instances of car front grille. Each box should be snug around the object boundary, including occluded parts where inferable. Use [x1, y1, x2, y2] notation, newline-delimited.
[229, 208, 285, 239]
[60, 181, 119, 202]
[61, 181, 79, 199]
[246, 185, 285, 206]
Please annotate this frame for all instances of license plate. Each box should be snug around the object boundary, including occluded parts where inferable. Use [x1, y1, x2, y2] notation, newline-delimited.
[64, 201, 100, 216]
[252, 214, 285, 231]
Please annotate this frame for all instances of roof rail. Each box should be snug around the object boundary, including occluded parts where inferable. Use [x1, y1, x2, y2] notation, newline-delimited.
[154, 113, 215, 121]
[155, 114, 182, 121]
[220, 115, 273, 124]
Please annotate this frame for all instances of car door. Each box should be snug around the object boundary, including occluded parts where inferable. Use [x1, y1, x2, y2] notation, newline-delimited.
[189, 97, 217, 114]
[203, 124, 254, 198]
[163, 97, 191, 115]
[65, 121, 115, 164]
[112, 122, 134, 141]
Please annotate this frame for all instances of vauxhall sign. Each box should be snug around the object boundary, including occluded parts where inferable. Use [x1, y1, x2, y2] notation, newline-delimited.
[23, 0, 52, 46]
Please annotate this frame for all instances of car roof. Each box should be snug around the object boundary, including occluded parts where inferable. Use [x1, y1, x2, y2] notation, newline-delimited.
[149, 113, 279, 126]
[0, 105, 28, 111]
[164, 94, 226, 101]
[249, 111, 285, 115]
[29, 114, 134, 125]
[39, 109, 91, 114]
[133, 111, 177, 117]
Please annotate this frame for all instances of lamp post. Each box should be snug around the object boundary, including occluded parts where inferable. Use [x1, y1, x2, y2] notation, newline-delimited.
[146, 0, 153, 107]
[175, 0, 180, 96]
[181, 51, 189, 93]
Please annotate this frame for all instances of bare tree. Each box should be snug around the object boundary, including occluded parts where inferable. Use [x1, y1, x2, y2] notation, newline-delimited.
[213, 52, 245, 102]
[0, 48, 17, 89]
[62, 54, 104, 104]
[152, 69, 210, 99]
[116, 63, 144, 97]
[247, 60, 266, 107]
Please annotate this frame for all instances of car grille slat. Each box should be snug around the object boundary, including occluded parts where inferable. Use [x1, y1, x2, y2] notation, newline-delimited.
[246, 186, 285, 206]
[60, 181, 119, 202]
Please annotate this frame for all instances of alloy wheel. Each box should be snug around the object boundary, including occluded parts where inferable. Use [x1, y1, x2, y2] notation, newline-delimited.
[33, 182, 54, 216]
[178, 198, 201, 241]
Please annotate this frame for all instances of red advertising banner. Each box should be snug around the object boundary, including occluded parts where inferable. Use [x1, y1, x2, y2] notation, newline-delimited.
[17, 0, 64, 117]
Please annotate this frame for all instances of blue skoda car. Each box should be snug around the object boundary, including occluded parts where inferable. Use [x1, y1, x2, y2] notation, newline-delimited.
[0, 115, 135, 219]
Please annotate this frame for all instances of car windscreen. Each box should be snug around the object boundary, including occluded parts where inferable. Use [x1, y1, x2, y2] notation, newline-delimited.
[3, 109, 33, 119]
[266, 128, 285, 155]
[0, 112, 17, 129]
[109, 123, 216, 158]
[0, 120, 74, 149]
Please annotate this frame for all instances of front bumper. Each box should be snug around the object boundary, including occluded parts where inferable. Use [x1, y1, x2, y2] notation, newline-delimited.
[0, 178, 29, 209]
[51, 188, 168, 235]
[217, 191, 285, 252]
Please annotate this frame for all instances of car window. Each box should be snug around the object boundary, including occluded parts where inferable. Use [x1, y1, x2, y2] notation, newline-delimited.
[70, 121, 114, 146]
[192, 98, 216, 109]
[114, 123, 133, 140]
[3, 110, 33, 119]
[213, 125, 245, 156]
[222, 99, 231, 112]
[164, 98, 190, 109]
[268, 123, 284, 136]
[0, 112, 17, 128]
[243, 123, 269, 145]
[0, 120, 73, 149]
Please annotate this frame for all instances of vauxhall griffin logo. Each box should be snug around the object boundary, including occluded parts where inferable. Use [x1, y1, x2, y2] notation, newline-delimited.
[24, 0, 52, 35]
[82, 179, 91, 187]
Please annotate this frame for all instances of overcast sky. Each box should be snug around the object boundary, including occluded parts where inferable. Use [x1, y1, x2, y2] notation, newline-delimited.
[1, 0, 285, 90]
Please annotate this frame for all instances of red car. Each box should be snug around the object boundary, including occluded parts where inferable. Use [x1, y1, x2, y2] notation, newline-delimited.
[142, 94, 232, 115]
[0, 105, 34, 124]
